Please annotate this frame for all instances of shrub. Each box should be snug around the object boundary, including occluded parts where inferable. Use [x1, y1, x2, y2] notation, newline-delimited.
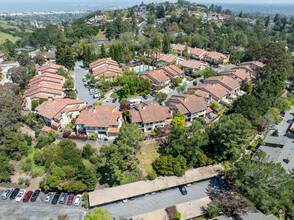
[89, 132, 97, 140]
[31, 100, 39, 110]
[174, 211, 181, 220]
[63, 131, 71, 138]
[147, 170, 157, 180]
[24, 179, 30, 186]
[207, 200, 221, 218]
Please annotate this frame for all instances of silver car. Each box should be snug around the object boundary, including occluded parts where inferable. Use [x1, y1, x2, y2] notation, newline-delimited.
[1, 188, 13, 200]
[44, 192, 54, 203]
[59, 193, 68, 204]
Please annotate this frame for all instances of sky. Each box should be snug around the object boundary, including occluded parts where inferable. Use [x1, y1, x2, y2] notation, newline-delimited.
[1, 0, 294, 13]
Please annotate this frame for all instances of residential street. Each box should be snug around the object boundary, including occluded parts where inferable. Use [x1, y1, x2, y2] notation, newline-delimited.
[99, 176, 228, 219]
[276, 105, 294, 136]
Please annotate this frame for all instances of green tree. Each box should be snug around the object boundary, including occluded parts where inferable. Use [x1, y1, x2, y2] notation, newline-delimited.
[0, 152, 14, 183]
[100, 44, 106, 58]
[115, 124, 144, 151]
[206, 114, 252, 161]
[63, 78, 74, 90]
[162, 34, 171, 53]
[232, 94, 259, 121]
[226, 151, 294, 218]
[82, 144, 95, 159]
[154, 92, 168, 104]
[84, 207, 112, 220]
[153, 155, 186, 176]
[171, 113, 185, 127]
[207, 200, 221, 218]
[16, 53, 31, 66]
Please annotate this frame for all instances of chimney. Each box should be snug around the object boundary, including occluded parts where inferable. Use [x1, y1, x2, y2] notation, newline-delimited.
[93, 107, 96, 112]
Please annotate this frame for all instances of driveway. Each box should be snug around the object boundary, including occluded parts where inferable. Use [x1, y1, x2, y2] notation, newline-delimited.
[0, 191, 85, 220]
[99, 176, 228, 219]
[74, 61, 97, 105]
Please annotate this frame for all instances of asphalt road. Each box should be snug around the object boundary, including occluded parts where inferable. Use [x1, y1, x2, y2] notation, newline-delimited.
[0, 191, 85, 220]
[99, 176, 228, 219]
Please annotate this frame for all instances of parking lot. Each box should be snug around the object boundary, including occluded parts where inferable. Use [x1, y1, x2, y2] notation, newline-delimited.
[99, 176, 228, 219]
[0, 190, 85, 220]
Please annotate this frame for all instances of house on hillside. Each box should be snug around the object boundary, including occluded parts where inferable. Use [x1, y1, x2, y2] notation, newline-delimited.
[190, 48, 207, 60]
[190, 83, 229, 103]
[35, 98, 86, 130]
[165, 94, 210, 122]
[203, 76, 240, 96]
[161, 65, 184, 80]
[129, 101, 172, 132]
[23, 73, 65, 110]
[76, 105, 123, 137]
[180, 60, 207, 74]
[172, 44, 191, 56]
[41, 50, 56, 62]
[205, 51, 229, 64]
[141, 69, 171, 89]
[36, 63, 68, 75]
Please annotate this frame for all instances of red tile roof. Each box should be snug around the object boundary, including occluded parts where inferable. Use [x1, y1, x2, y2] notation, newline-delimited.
[190, 83, 229, 101]
[221, 68, 251, 81]
[172, 44, 190, 51]
[36, 63, 67, 74]
[166, 94, 209, 115]
[141, 69, 170, 85]
[76, 105, 122, 128]
[158, 53, 177, 63]
[90, 58, 119, 69]
[161, 65, 184, 78]
[180, 60, 203, 70]
[190, 48, 206, 57]
[35, 98, 85, 120]
[92, 65, 122, 77]
[129, 101, 172, 124]
[205, 51, 228, 60]
[204, 76, 240, 91]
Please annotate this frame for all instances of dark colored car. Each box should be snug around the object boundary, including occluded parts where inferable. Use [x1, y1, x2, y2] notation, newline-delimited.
[179, 185, 187, 195]
[67, 193, 74, 205]
[30, 190, 40, 202]
[10, 188, 20, 200]
[52, 192, 61, 204]
[142, 95, 148, 99]
[23, 191, 33, 202]
[287, 119, 292, 123]
[112, 98, 117, 103]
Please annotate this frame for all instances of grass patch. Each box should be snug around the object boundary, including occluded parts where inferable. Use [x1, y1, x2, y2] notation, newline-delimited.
[96, 30, 106, 39]
[139, 146, 160, 175]
[0, 32, 18, 44]
[110, 90, 139, 99]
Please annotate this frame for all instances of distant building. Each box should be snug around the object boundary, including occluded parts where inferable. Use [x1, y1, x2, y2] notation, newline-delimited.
[172, 44, 191, 56]
[204, 51, 229, 64]
[0, 51, 4, 63]
[41, 50, 56, 62]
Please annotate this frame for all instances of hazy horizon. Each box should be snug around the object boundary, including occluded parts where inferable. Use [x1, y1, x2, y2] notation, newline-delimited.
[0, 0, 294, 13]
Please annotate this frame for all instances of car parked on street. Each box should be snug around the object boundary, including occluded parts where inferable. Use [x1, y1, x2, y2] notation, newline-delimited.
[10, 188, 20, 200]
[67, 193, 74, 205]
[2, 188, 13, 200]
[23, 191, 33, 202]
[179, 185, 187, 195]
[74, 194, 82, 206]
[52, 192, 61, 204]
[142, 95, 148, 99]
[59, 193, 68, 204]
[112, 98, 117, 103]
[30, 190, 40, 202]
[44, 192, 54, 203]
[287, 119, 292, 123]
[15, 190, 26, 202]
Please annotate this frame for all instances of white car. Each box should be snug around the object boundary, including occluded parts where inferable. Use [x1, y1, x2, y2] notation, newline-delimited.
[44, 192, 54, 203]
[1, 188, 13, 200]
[74, 194, 82, 206]
[122, 199, 128, 203]
[15, 190, 26, 202]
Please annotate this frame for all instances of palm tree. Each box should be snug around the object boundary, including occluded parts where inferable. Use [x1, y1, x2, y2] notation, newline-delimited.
[146, 47, 151, 71]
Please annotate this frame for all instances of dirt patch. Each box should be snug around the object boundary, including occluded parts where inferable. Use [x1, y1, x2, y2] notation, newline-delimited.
[138, 145, 160, 177]
[10, 161, 43, 190]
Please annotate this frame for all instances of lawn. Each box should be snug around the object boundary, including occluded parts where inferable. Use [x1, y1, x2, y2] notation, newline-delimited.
[0, 32, 18, 44]
[110, 89, 139, 99]
[138, 146, 160, 176]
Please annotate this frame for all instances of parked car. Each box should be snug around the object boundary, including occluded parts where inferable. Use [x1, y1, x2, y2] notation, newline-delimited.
[74, 194, 82, 206]
[112, 98, 117, 103]
[44, 192, 54, 203]
[142, 95, 148, 99]
[287, 119, 292, 123]
[281, 112, 285, 117]
[67, 193, 74, 205]
[122, 199, 128, 203]
[2, 188, 13, 200]
[93, 93, 101, 98]
[30, 190, 40, 202]
[23, 191, 33, 202]
[179, 186, 187, 195]
[10, 188, 20, 200]
[52, 192, 61, 204]
[59, 193, 68, 204]
[15, 190, 26, 202]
